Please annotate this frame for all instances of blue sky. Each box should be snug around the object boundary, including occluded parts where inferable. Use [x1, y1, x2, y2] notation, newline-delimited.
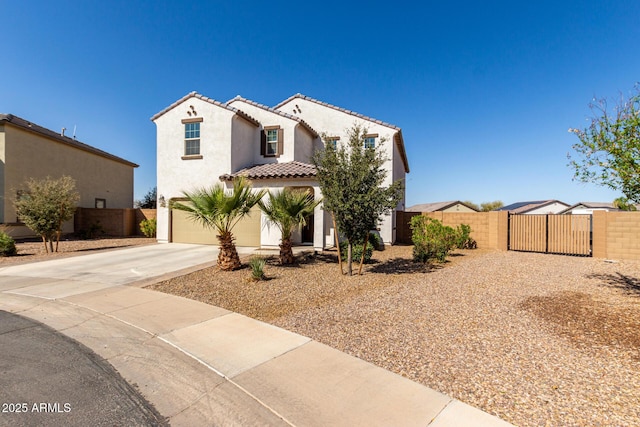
[2, 1, 639, 207]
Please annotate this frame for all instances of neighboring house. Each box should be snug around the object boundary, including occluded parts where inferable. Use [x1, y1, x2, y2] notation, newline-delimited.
[560, 202, 626, 215]
[0, 114, 138, 238]
[152, 92, 409, 249]
[496, 200, 570, 215]
[406, 201, 479, 213]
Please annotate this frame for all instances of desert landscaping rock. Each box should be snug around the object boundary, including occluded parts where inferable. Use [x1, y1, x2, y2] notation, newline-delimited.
[151, 246, 640, 427]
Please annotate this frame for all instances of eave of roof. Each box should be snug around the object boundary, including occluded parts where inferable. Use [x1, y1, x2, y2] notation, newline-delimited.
[226, 96, 319, 137]
[0, 114, 138, 168]
[220, 161, 317, 181]
[274, 93, 410, 173]
[150, 92, 260, 126]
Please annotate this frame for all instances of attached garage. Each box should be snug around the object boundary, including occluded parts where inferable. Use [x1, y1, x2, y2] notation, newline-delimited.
[170, 205, 261, 246]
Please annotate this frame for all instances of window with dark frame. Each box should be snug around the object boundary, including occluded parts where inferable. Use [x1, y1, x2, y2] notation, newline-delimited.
[261, 126, 283, 157]
[184, 122, 201, 156]
[95, 198, 106, 209]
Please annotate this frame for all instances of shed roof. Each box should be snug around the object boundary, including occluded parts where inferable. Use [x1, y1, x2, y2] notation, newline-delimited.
[406, 201, 479, 212]
[496, 200, 569, 214]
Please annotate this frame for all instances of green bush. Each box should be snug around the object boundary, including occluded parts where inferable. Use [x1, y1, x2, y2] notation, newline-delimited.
[368, 231, 384, 251]
[139, 218, 157, 238]
[249, 256, 266, 281]
[410, 216, 457, 263]
[454, 224, 476, 249]
[0, 231, 17, 257]
[340, 240, 374, 263]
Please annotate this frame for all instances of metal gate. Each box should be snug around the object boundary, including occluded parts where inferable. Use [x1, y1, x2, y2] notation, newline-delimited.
[508, 214, 592, 256]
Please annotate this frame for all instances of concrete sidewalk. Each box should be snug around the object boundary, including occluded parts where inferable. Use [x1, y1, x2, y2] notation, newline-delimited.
[0, 244, 513, 426]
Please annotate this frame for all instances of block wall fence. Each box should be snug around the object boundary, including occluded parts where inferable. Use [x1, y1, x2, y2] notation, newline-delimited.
[74, 208, 156, 237]
[396, 210, 640, 261]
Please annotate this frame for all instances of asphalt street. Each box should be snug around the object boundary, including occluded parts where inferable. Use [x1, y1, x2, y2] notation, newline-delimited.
[0, 310, 167, 427]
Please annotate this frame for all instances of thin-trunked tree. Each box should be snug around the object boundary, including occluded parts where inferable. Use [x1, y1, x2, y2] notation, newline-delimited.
[172, 177, 265, 271]
[13, 175, 79, 253]
[258, 188, 321, 265]
[312, 124, 403, 276]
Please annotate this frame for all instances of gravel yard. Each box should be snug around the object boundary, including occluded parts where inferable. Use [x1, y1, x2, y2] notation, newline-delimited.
[150, 246, 640, 427]
[0, 236, 157, 266]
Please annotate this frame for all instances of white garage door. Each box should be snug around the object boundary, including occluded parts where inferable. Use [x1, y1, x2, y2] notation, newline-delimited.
[171, 205, 261, 247]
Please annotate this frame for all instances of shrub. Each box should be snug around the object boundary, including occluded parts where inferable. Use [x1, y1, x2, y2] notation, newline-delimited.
[454, 224, 477, 249]
[139, 218, 157, 238]
[77, 221, 104, 240]
[410, 216, 457, 263]
[0, 231, 17, 257]
[368, 231, 384, 251]
[249, 256, 266, 281]
[340, 239, 374, 263]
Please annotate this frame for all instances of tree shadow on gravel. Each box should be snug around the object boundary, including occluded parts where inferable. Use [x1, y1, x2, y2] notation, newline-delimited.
[587, 273, 640, 297]
[367, 257, 440, 274]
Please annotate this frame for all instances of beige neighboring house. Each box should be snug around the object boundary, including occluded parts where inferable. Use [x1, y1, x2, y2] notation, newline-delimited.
[0, 114, 138, 238]
[406, 201, 479, 213]
[152, 92, 409, 249]
[496, 200, 570, 214]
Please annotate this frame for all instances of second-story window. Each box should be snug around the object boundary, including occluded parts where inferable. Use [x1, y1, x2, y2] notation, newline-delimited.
[261, 126, 283, 157]
[364, 134, 377, 149]
[325, 137, 339, 149]
[266, 129, 278, 155]
[184, 122, 200, 156]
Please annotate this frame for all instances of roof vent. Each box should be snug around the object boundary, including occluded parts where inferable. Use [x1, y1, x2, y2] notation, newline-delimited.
[61, 127, 66, 137]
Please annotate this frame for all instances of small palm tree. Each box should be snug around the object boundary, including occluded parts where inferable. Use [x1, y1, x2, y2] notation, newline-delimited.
[173, 177, 265, 271]
[259, 188, 321, 264]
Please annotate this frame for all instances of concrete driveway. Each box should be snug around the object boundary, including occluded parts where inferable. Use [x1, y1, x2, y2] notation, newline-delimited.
[0, 243, 226, 290]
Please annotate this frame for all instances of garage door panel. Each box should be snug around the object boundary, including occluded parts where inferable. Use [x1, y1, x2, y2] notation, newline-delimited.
[171, 205, 261, 247]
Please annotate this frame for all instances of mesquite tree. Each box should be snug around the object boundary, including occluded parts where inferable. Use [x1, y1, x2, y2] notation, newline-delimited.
[312, 125, 403, 276]
[568, 85, 640, 202]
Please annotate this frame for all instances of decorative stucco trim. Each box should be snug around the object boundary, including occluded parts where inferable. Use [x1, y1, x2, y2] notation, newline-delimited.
[226, 95, 319, 138]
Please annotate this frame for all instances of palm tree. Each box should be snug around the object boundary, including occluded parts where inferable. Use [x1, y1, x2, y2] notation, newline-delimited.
[258, 188, 321, 264]
[172, 177, 265, 271]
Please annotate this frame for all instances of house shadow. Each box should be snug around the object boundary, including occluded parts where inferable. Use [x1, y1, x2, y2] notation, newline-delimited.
[587, 272, 640, 297]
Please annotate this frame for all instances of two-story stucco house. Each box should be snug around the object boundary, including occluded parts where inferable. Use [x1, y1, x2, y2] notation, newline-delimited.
[0, 114, 138, 238]
[152, 92, 409, 249]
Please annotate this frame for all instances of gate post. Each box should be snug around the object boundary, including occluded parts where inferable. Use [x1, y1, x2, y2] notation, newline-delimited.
[592, 210, 607, 258]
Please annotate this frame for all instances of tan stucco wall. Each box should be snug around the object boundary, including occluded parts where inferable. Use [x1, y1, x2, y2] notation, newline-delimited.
[2, 125, 134, 225]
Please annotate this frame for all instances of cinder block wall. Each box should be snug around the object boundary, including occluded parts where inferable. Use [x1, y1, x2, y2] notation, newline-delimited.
[593, 211, 640, 260]
[75, 208, 130, 236]
[396, 211, 508, 250]
[423, 211, 508, 250]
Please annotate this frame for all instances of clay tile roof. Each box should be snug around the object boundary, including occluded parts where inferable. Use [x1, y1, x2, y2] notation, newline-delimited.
[220, 161, 317, 181]
[226, 96, 319, 137]
[150, 92, 260, 126]
[0, 113, 138, 167]
[274, 93, 410, 173]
